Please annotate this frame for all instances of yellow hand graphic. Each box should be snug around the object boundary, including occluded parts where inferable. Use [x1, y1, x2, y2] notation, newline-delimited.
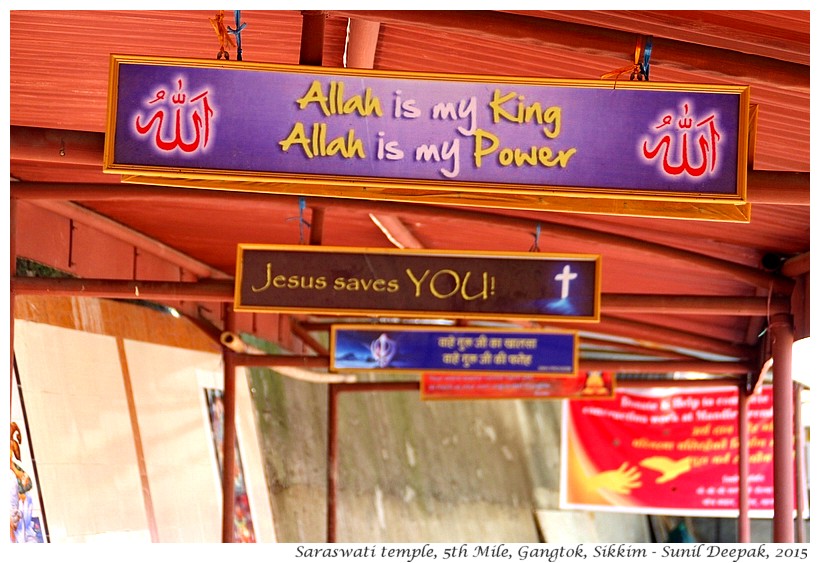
[639, 456, 693, 483]
[588, 462, 642, 494]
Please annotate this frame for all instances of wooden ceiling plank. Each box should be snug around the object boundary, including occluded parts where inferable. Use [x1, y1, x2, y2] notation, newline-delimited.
[329, 10, 808, 91]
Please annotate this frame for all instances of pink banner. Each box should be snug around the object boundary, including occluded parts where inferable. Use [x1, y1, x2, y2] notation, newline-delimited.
[561, 386, 776, 516]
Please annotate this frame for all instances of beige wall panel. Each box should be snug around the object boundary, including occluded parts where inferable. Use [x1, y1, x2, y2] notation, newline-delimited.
[123, 340, 222, 542]
[124, 340, 276, 542]
[234, 366, 278, 542]
[13, 319, 149, 543]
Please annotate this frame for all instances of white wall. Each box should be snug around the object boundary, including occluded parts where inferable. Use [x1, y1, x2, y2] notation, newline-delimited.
[13, 318, 275, 543]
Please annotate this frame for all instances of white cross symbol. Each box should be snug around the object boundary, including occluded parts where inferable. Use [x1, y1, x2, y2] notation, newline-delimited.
[554, 265, 578, 299]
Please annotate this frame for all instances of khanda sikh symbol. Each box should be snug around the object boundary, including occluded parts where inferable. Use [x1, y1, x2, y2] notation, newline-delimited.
[370, 333, 397, 368]
[641, 102, 722, 178]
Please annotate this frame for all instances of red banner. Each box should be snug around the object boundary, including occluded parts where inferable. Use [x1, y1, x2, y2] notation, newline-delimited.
[421, 371, 614, 400]
[561, 386, 776, 516]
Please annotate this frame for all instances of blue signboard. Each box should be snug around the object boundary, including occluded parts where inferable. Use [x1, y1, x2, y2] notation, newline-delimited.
[104, 56, 751, 220]
[331, 325, 577, 376]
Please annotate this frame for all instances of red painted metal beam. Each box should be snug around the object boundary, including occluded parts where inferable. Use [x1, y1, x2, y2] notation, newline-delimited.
[11, 276, 787, 317]
[300, 10, 326, 66]
[11, 276, 234, 301]
[10, 171, 811, 208]
[231, 353, 329, 369]
[10, 126, 105, 166]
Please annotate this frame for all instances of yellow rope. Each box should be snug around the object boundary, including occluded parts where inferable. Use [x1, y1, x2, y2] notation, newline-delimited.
[210, 10, 236, 60]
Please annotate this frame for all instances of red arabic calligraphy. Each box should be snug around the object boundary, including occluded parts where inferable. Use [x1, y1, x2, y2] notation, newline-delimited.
[641, 103, 721, 178]
[134, 78, 214, 153]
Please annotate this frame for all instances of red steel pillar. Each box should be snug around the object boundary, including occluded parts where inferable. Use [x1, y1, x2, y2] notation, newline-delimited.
[769, 313, 794, 543]
[327, 383, 339, 542]
[737, 385, 750, 542]
[220, 305, 238, 543]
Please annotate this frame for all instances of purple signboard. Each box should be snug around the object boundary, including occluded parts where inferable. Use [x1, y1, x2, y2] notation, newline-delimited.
[104, 56, 750, 210]
[235, 245, 600, 321]
[330, 325, 577, 376]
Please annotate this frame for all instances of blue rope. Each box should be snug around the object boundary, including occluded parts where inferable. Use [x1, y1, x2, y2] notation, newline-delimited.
[530, 223, 541, 252]
[228, 10, 247, 61]
[286, 197, 311, 244]
[640, 36, 653, 81]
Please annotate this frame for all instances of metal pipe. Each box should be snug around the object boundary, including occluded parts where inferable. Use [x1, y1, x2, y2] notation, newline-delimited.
[231, 353, 329, 369]
[334, 381, 421, 393]
[299, 378, 745, 393]
[11, 276, 235, 301]
[220, 331, 247, 353]
[781, 252, 810, 278]
[220, 306, 238, 543]
[326, 383, 339, 542]
[11, 171, 810, 208]
[13, 275, 786, 318]
[207, 353, 752, 374]
[769, 313, 794, 542]
[737, 386, 750, 543]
